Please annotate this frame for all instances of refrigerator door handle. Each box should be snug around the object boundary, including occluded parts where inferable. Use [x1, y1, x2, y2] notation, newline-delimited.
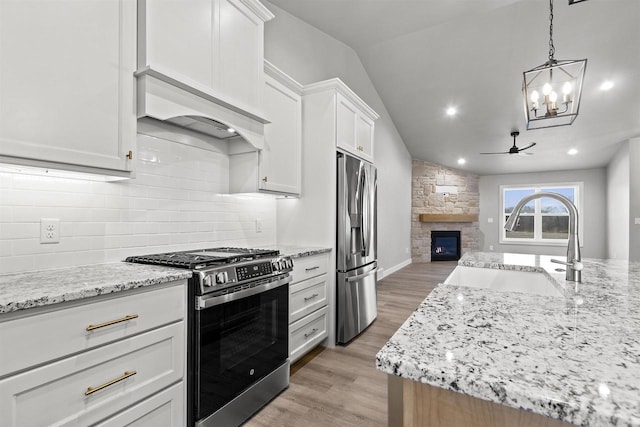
[362, 168, 370, 257]
[346, 267, 378, 283]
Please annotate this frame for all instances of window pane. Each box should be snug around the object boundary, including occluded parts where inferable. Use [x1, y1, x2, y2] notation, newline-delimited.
[542, 216, 569, 239]
[541, 187, 575, 213]
[505, 215, 534, 239]
[504, 189, 535, 214]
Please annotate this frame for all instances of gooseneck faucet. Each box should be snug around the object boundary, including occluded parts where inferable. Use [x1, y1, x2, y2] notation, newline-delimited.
[504, 192, 583, 282]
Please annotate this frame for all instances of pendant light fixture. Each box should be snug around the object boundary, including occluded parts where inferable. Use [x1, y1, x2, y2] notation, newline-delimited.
[522, 0, 587, 130]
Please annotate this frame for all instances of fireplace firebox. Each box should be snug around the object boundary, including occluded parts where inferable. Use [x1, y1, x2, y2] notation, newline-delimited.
[431, 230, 461, 261]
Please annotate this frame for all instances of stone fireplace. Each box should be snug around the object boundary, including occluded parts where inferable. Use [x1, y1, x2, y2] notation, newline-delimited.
[412, 160, 480, 262]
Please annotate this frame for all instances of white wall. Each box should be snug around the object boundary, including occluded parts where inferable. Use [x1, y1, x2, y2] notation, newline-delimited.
[479, 168, 607, 259]
[606, 142, 630, 260]
[0, 127, 276, 274]
[263, 1, 413, 275]
[630, 139, 640, 261]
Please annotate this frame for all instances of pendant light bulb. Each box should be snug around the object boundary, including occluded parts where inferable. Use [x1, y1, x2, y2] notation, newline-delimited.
[549, 91, 558, 103]
[542, 83, 552, 96]
[531, 91, 540, 102]
[562, 82, 573, 95]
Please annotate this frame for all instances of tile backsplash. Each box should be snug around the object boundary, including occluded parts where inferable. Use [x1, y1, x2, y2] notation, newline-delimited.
[0, 133, 276, 274]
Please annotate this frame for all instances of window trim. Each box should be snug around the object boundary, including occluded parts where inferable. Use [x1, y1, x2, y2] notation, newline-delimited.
[499, 182, 584, 246]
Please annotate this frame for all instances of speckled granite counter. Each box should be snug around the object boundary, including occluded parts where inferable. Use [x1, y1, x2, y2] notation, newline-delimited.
[267, 245, 331, 259]
[0, 263, 191, 314]
[376, 251, 640, 426]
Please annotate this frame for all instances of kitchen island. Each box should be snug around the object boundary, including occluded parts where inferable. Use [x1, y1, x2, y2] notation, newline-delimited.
[376, 252, 640, 427]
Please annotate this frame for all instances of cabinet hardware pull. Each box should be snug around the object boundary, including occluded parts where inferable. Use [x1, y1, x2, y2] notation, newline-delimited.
[304, 328, 319, 339]
[86, 314, 139, 331]
[126, 150, 133, 160]
[262, 176, 268, 182]
[305, 266, 320, 272]
[304, 293, 319, 302]
[85, 371, 137, 396]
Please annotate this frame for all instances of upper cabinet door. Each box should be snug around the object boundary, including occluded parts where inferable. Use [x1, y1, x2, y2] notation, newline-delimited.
[139, 0, 273, 117]
[0, 0, 136, 176]
[336, 93, 375, 163]
[259, 72, 302, 195]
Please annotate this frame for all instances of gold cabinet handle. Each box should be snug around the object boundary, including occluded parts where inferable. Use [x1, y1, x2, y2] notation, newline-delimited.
[262, 176, 268, 182]
[126, 150, 133, 160]
[304, 328, 319, 339]
[85, 371, 137, 396]
[304, 293, 319, 302]
[86, 314, 139, 331]
[305, 266, 320, 272]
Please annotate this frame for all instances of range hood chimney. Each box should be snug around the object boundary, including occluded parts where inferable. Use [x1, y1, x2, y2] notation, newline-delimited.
[135, 67, 268, 150]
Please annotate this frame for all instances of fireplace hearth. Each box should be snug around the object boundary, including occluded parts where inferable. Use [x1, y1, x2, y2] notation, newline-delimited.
[431, 230, 461, 261]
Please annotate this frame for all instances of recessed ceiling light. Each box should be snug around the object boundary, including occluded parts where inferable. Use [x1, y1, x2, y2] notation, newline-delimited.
[227, 127, 236, 133]
[600, 81, 614, 91]
[457, 158, 466, 165]
[568, 148, 578, 155]
[446, 107, 457, 116]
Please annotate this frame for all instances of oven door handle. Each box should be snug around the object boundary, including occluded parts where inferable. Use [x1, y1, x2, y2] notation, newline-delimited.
[196, 275, 291, 310]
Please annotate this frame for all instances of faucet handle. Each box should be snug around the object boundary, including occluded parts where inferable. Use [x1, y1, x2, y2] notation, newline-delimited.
[551, 258, 583, 271]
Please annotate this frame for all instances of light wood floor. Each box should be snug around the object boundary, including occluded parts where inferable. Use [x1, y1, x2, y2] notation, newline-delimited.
[245, 261, 458, 427]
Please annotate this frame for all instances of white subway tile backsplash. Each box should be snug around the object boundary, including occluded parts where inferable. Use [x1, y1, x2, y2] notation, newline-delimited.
[0, 133, 277, 273]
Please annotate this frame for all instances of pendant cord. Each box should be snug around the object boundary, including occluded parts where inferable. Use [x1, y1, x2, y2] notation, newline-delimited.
[548, 0, 555, 62]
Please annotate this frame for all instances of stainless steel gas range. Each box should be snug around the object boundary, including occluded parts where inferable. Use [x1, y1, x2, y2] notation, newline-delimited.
[126, 247, 293, 427]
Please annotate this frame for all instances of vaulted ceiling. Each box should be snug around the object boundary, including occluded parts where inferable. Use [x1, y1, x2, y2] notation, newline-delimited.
[267, 0, 640, 175]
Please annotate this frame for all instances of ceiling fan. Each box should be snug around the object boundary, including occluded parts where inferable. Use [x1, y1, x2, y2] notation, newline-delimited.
[480, 131, 536, 155]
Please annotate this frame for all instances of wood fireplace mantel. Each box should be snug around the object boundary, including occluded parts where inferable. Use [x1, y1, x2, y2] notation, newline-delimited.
[419, 214, 478, 223]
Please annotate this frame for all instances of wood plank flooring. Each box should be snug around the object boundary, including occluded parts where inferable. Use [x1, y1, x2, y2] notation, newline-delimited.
[245, 261, 458, 427]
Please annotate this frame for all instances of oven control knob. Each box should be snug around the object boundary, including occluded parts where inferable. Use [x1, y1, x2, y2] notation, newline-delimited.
[271, 261, 279, 271]
[215, 272, 227, 284]
[203, 275, 213, 287]
[285, 259, 293, 269]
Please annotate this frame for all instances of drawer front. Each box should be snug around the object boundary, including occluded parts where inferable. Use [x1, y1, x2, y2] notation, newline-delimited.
[289, 306, 328, 363]
[0, 282, 186, 377]
[289, 274, 327, 324]
[0, 322, 185, 427]
[291, 253, 329, 284]
[94, 381, 184, 427]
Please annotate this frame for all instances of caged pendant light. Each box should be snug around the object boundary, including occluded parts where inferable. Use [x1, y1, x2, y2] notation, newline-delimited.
[522, 0, 587, 130]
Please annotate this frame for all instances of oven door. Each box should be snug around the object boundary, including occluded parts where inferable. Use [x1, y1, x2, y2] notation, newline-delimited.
[194, 277, 289, 421]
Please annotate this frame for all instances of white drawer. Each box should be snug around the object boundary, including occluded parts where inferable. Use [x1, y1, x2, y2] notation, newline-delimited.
[0, 282, 186, 378]
[289, 306, 328, 363]
[94, 381, 184, 427]
[0, 322, 185, 427]
[290, 274, 327, 324]
[291, 253, 329, 284]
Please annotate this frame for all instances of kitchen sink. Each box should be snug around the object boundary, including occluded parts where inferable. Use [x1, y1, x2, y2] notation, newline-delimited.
[443, 266, 562, 297]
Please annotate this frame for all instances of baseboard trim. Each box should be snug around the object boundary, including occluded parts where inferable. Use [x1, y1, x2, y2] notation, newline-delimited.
[380, 258, 412, 279]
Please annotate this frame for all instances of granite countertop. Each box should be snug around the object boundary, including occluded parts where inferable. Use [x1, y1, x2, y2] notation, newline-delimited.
[376, 251, 640, 426]
[0, 263, 192, 315]
[268, 245, 331, 259]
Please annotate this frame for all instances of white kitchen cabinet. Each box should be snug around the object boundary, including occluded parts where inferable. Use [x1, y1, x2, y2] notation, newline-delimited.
[138, 0, 274, 118]
[0, 281, 187, 427]
[301, 79, 378, 163]
[336, 93, 375, 163]
[0, 0, 136, 178]
[288, 253, 330, 362]
[230, 61, 302, 196]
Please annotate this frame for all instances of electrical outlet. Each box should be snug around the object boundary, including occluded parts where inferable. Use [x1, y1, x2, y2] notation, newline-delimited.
[487, 217, 494, 223]
[635, 217, 640, 225]
[255, 219, 262, 233]
[489, 245, 494, 251]
[40, 218, 60, 244]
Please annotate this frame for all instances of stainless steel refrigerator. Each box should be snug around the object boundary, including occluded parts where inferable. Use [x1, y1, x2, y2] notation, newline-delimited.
[336, 152, 377, 344]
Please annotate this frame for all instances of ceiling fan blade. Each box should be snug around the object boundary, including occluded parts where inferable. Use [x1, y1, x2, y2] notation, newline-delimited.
[517, 142, 536, 152]
[480, 151, 510, 155]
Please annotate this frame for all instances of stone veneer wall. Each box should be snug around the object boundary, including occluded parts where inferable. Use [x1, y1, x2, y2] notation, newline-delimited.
[412, 160, 480, 262]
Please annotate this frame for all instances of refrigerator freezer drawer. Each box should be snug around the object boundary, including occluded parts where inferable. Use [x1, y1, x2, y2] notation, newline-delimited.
[336, 263, 378, 344]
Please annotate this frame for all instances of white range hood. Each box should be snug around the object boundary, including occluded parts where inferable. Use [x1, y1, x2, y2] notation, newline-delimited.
[135, 66, 269, 151]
